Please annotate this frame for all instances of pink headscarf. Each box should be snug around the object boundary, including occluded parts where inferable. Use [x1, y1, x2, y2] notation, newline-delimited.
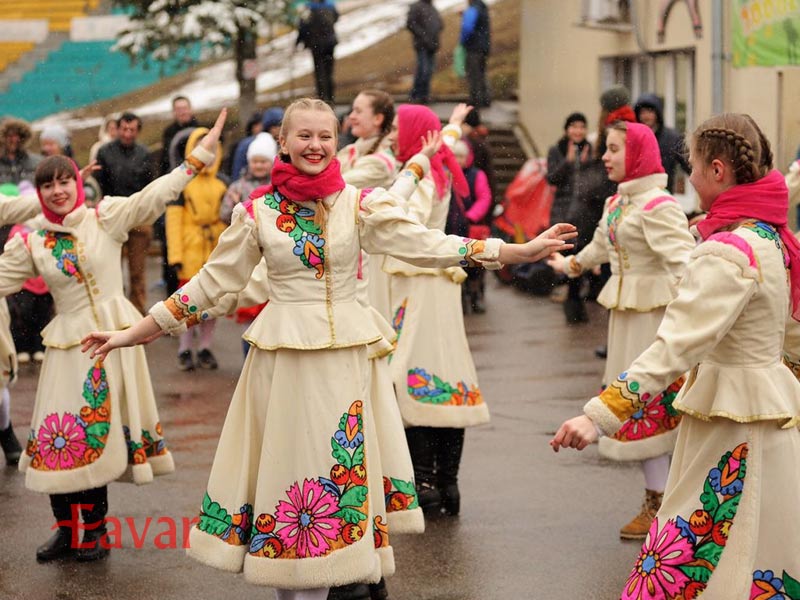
[396, 105, 469, 199]
[696, 170, 800, 320]
[36, 158, 85, 224]
[622, 122, 665, 182]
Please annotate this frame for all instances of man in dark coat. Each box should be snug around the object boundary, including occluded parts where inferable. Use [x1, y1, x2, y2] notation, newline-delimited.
[460, 0, 491, 107]
[96, 112, 156, 314]
[407, 0, 443, 104]
[633, 93, 691, 193]
[296, 0, 339, 103]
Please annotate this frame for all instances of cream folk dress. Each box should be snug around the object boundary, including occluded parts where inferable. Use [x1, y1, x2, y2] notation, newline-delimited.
[149, 159, 501, 590]
[569, 173, 694, 460]
[0, 148, 213, 494]
[385, 172, 491, 429]
[584, 220, 800, 599]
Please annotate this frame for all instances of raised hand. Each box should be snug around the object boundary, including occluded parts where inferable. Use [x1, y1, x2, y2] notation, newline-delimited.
[419, 130, 443, 159]
[199, 108, 228, 153]
[79, 160, 100, 181]
[448, 103, 474, 128]
[550, 415, 599, 452]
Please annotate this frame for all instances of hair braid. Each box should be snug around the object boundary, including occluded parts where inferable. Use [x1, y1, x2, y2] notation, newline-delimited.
[698, 126, 759, 184]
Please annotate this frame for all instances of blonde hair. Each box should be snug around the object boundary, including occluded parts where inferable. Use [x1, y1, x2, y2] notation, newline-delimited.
[690, 113, 772, 184]
[279, 98, 339, 149]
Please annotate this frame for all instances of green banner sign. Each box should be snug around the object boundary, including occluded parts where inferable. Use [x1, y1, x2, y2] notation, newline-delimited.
[732, 0, 800, 67]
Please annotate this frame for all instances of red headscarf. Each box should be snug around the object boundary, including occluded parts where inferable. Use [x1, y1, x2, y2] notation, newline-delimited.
[605, 105, 637, 126]
[621, 122, 665, 182]
[37, 158, 85, 224]
[696, 170, 800, 320]
[251, 156, 346, 203]
[396, 105, 469, 200]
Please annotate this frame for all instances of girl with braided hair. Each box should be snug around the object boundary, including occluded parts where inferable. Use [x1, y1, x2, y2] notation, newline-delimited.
[553, 113, 800, 598]
[549, 121, 695, 540]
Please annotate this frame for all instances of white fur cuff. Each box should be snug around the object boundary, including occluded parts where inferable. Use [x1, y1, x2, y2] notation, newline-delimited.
[584, 396, 622, 436]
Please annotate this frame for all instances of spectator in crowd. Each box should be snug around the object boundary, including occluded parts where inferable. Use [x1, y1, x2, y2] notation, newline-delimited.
[547, 112, 595, 324]
[230, 106, 283, 181]
[461, 108, 496, 201]
[448, 139, 493, 313]
[89, 114, 118, 163]
[296, 0, 339, 103]
[220, 132, 277, 225]
[407, 0, 443, 104]
[222, 109, 262, 177]
[39, 124, 73, 159]
[165, 126, 227, 371]
[0, 118, 41, 186]
[95, 112, 156, 314]
[460, 0, 491, 108]
[634, 93, 691, 193]
[160, 96, 199, 176]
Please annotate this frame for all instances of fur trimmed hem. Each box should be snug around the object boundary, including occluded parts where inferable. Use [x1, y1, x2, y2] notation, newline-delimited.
[21, 433, 129, 494]
[376, 546, 395, 578]
[386, 507, 425, 534]
[128, 463, 155, 485]
[186, 526, 248, 573]
[148, 451, 175, 476]
[599, 427, 679, 461]
[242, 535, 382, 589]
[584, 397, 622, 437]
[399, 402, 490, 429]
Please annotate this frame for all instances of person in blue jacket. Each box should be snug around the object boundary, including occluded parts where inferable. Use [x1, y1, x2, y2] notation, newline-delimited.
[460, 0, 491, 108]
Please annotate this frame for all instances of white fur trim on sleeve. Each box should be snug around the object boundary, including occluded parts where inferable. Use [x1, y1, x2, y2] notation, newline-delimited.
[584, 396, 622, 436]
[149, 301, 188, 336]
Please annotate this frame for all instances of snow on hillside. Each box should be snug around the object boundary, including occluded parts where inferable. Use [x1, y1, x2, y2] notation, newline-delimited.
[38, 0, 497, 129]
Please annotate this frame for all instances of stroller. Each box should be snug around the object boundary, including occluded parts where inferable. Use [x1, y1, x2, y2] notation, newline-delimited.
[492, 158, 558, 294]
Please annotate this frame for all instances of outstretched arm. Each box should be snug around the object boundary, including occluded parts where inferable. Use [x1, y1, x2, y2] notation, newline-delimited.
[81, 315, 162, 361]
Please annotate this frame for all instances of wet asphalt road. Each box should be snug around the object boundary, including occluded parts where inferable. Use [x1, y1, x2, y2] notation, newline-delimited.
[0, 263, 644, 600]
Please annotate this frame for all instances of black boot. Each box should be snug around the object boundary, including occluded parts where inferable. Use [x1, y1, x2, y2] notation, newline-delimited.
[369, 578, 389, 600]
[436, 428, 465, 516]
[38, 493, 78, 562]
[563, 297, 589, 324]
[36, 527, 76, 562]
[405, 427, 441, 516]
[327, 583, 371, 600]
[76, 486, 110, 562]
[468, 277, 486, 314]
[0, 422, 22, 466]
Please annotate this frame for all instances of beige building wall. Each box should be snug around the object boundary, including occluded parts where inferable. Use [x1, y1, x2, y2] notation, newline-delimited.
[519, 1, 800, 172]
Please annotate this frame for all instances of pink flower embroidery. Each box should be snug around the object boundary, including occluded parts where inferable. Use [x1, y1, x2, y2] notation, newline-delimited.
[617, 401, 667, 441]
[37, 413, 88, 470]
[274, 478, 342, 558]
[623, 518, 695, 600]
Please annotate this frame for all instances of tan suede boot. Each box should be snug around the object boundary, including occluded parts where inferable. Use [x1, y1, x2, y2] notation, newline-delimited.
[619, 489, 663, 540]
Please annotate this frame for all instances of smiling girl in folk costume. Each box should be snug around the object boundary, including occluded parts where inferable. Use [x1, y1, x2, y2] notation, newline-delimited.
[82, 98, 576, 600]
[0, 115, 224, 563]
[382, 103, 489, 518]
[549, 121, 695, 540]
[553, 114, 800, 599]
[0, 192, 40, 465]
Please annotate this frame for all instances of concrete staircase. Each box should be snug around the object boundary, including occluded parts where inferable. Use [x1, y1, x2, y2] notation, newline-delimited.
[0, 32, 67, 95]
[487, 124, 530, 202]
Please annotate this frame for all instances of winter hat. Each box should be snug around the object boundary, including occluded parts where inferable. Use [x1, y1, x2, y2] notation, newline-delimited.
[599, 85, 631, 112]
[261, 107, 284, 131]
[40, 124, 70, 149]
[247, 132, 278, 161]
[564, 112, 587, 130]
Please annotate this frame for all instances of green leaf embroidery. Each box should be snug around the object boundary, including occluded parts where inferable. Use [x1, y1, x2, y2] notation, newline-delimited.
[339, 485, 368, 508]
[714, 495, 740, 522]
[334, 506, 365, 524]
[83, 386, 108, 409]
[330, 437, 352, 469]
[85, 422, 110, 439]
[85, 434, 106, 449]
[198, 493, 233, 536]
[783, 571, 800, 600]
[352, 444, 364, 467]
[694, 542, 723, 566]
[679, 564, 712, 583]
[700, 478, 720, 514]
[295, 217, 321, 236]
[391, 478, 416, 497]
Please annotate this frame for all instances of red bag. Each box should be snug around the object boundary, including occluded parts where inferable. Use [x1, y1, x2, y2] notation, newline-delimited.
[494, 158, 555, 241]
